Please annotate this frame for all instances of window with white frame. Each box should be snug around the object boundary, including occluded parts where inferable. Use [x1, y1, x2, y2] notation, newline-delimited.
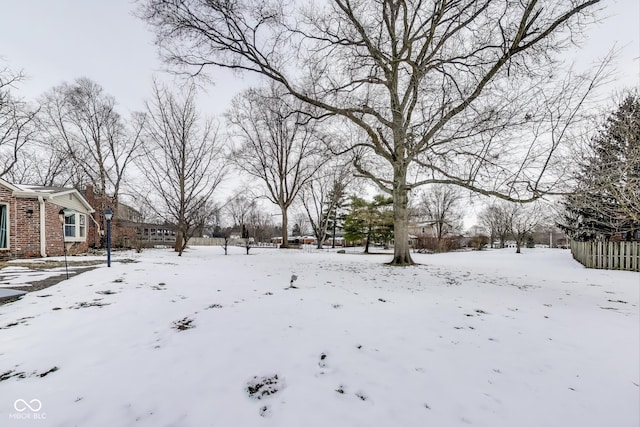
[79, 214, 86, 238]
[0, 204, 8, 249]
[64, 211, 87, 241]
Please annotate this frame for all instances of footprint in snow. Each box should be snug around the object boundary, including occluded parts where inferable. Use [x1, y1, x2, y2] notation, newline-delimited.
[318, 353, 327, 368]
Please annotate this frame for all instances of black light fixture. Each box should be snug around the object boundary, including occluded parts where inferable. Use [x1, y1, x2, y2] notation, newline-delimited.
[26, 208, 34, 217]
[104, 207, 113, 267]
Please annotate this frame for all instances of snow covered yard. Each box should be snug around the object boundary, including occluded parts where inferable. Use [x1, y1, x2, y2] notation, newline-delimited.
[0, 247, 637, 427]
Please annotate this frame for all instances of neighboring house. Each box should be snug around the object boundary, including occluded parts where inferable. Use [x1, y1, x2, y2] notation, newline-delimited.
[136, 222, 177, 245]
[0, 179, 94, 260]
[83, 186, 145, 248]
[271, 236, 316, 246]
[408, 222, 433, 237]
[83, 185, 182, 249]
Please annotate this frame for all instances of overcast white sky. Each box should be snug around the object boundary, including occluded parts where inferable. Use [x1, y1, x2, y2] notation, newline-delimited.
[0, 0, 638, 119]
[0, 0, 254, 117]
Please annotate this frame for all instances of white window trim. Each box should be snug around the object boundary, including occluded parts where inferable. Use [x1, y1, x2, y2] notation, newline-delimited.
[0, 202, 9, 250]
[64, 211, 87, 243]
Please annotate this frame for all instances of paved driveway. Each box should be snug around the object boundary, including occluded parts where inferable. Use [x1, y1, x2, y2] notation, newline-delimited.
[0, 262, 100, 304]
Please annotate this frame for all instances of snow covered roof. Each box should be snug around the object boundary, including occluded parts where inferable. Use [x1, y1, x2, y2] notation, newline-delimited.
[12, 184, 73, 194]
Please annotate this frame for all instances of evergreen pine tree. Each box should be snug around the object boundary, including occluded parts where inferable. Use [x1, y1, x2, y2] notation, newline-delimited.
[324, 182, 349, 248]
[561, 93, 640, 240]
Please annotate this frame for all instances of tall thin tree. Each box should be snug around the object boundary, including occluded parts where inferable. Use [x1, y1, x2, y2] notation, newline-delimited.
[227, 83, 325, 248]
[138, 81, 226, 255]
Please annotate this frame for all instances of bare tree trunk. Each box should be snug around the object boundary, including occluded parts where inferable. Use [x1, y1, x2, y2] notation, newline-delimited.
[390, 167, 414, 265]
[280, 206, 289, 249]
[222, 237, 229, 255]
[332, 215, 337, 248]
[364, 231, 370, 254]
[175, 230, 183, 255]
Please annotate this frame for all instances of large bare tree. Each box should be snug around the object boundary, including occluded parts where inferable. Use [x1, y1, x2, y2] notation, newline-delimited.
[227, 83, 325, 248]
[39, 78, 144, 212]
[139, 0, 606, 264]
[0, 64, 38, 178]
[138, 81, 226, 255]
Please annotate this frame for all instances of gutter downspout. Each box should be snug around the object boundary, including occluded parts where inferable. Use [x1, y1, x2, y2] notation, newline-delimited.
[38, 196, 46, 257]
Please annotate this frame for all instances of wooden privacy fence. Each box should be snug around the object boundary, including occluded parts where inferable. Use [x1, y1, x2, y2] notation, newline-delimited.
[570, 240, 640, 272]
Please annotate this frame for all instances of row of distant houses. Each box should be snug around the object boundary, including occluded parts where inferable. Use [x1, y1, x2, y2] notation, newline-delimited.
[0, 179, 175, 261]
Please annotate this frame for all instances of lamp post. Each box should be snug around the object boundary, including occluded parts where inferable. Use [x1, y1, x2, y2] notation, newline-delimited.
[105, 207, 113, 267]
[58, 209, 69, 279]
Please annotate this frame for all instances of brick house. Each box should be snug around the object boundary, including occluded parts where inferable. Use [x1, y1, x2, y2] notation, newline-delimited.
[0, 179, 95, 260]
[83, 186, 142, 249]
[82, 186, 177, 249]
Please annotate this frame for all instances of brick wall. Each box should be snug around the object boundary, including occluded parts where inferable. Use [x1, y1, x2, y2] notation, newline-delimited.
[13, 198, 42, 258]
[0, 185, 89, 260]
[44, 203, 89, 256]
[84, 186, 140, 249]
[44, 202, 64, 256]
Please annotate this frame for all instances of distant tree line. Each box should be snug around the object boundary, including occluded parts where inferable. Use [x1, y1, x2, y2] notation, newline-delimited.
[1, 51, 636, 260]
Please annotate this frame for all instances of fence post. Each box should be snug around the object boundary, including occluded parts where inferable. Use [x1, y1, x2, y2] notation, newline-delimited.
[622, 242, 628, 270]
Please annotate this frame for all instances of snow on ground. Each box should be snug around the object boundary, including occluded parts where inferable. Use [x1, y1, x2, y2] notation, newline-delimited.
[0, 252, 133, 288]
[0, 267, 83, 289]
[0, 246, 637, 427]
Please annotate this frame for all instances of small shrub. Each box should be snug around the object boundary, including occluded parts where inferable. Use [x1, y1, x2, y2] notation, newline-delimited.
[415, 236, 463, 253]
[469, 235, 490, 250]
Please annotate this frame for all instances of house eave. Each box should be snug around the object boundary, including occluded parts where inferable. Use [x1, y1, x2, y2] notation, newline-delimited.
[12, 190, 95, 213]
[0, 178, 22, 192]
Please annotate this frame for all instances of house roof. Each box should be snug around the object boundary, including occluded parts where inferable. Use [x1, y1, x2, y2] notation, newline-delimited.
[0, 179, 95, 213]
[13, 184, 73, 194]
